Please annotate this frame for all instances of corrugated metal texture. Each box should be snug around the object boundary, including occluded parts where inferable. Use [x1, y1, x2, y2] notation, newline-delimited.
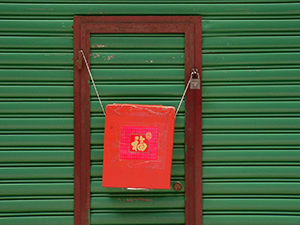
[0, 18, 74, 224]
[202, 17, 300, 225]
[1, 2, 300, 225]
[89, 34, 186, 225]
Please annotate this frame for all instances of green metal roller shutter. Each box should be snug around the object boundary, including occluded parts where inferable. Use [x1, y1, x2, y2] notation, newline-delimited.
[89, 33, 186, 225]
[1, 1, 300, 225]
[202, 19, 300, 225]
[0, 30, 74, 224]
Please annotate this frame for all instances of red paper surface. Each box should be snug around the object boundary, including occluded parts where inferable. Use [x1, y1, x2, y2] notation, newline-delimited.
[102, 104, 175, 189]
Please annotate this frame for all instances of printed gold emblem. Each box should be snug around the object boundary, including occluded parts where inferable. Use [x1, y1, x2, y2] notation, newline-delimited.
[130, 135, 149, 152]
[146, 132, 152, 140]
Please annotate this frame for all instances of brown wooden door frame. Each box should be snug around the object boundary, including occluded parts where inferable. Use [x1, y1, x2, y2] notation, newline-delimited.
[73, 16, 202, 225]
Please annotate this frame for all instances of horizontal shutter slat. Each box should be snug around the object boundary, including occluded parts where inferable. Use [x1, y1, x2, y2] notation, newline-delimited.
[0, 135, 73, 147]
[203, 198, 300, 211]
[0, 118, 73, 130]
[0, 86, 74, 98]
[203, 150, 300, 162]
[92, 85, 183, 97]
[91, 212, 185, 225]
[0, 199, 73, 213]
[0, 167, 73, 179]
[203, 215, 300, 225]
[0, 151, 73, 163]
[203, 36, 300, 50]
[203, 182, 300, 195]
[0, 102, 73, 114]
[0, 20, 72, 33]
[202, 101, 300, 114]
[90, 69, 185, 81]
[203, 134, 300, 146]
[0, 70, 73, 82]
[90, 53, 184, 65]
[91, 36, 184, 49]
[203, 20, 300, 33]
[203, 166, 300, 179]
[2, 4, 300, 17]
[203, 53, 300, 67]
[203, 69, 300, 83]
[0, 183, 73, 196]
[203, 118, 300, 130]
[0, 216, 73, 225]
[0, 53, 73, 66]
[202, 85, 300, 98]
[0, 36, 73, 49]
[91, 196, 184, 209]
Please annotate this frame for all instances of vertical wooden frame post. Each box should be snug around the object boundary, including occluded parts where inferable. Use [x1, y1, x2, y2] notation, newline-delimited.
[73, 16, 202, 225]
[185, 16, 202, 225]
[74, 17, 91, 225]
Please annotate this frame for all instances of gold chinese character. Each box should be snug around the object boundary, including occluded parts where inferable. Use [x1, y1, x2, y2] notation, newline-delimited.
[131, 136, 139, 151]
[131, 135, 148, 152]
[137, 136, 147, 151]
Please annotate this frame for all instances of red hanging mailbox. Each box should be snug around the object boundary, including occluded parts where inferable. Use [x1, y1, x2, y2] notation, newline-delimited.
[102, 104, 176, 189]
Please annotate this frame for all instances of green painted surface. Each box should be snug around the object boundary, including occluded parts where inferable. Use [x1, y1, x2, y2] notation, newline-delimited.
[203, 215, 300, 225]
[90, 52, 184, 65]
[203, 150, 300, 162]
[0, 118, 73, 130]
[202, 101, 300, 114]
[202, 85, 300, 98]
[91, 196, 185, 209]
[0, 102, 73, 114]
[90, 68, 185, 81]
[203, 182, 300, 195]
[89, 34, 186, 224]
[0, 53, 73, 66]
[0, 134, 73, 147]
[0, 167, 73, 179]
[0, 69, 73, 82]
[202, 69, 300, 83]
[1, 1, 300, 224]
[1, 3, 300, 17]
[91, 36, 184, 49]
[203, 198, 300, 211]
[0, 216, 74, 225]
[0, 199, 73, 212]
[0, 86, 73, 98]
[203, 118, 300, 130]
[91, 85, 184, 97]
[203, 166, 300, 179]
[203, 52, 300, 68]
[0, 36, 73, 49]
[91, 212, 185, 224]
[0, 151, 73, 163]
[0, 183, 74, 196]
[203, 134, 300, 146]
[203, 36, 300, 52]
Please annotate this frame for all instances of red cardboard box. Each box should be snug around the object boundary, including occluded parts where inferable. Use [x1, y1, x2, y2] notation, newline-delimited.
[102, 104, 176, 189]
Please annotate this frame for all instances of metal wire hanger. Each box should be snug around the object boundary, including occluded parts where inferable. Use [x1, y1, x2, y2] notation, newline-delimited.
[80, 50, 197, 117]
